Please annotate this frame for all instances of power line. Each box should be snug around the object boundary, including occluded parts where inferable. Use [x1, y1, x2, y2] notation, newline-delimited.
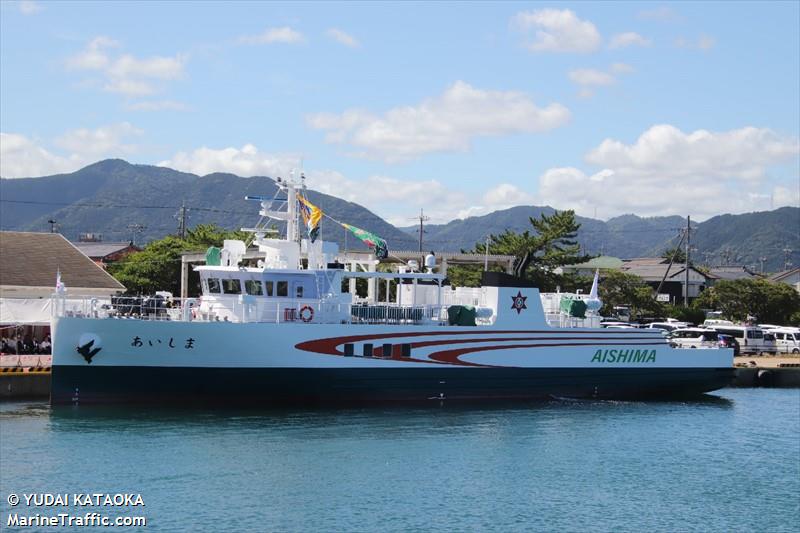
[0, 199, 241, 214]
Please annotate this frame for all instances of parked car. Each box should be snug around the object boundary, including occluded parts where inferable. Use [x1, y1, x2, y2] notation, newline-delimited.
[717, 334, 740, 356]
[668, 328, 719, 349]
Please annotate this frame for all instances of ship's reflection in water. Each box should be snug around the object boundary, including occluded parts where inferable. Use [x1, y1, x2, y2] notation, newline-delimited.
[2, 389, 797, 533]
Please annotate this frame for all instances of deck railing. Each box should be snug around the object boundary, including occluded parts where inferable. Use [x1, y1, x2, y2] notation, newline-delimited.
[53, 295, 449, 326]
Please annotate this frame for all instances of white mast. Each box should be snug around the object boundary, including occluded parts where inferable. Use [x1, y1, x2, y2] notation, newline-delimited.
[243, 173, 303, 269]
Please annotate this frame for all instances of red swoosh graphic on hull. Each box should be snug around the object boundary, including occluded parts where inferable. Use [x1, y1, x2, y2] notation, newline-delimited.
[295, 330, 663, 355]
[295, 331, 666, 367]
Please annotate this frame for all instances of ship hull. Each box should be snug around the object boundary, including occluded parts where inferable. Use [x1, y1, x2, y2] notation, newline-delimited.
[51, 365, 735, 405]
[51, 317, 735, 405]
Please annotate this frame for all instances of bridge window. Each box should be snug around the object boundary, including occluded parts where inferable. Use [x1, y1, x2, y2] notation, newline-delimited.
[277, 281, 288, 297]
[265, 281, 274, 297]
[207, 278, 221, 294]
[296, 285, 304, 298]
[222, 279, 242, 294]
[245, 280, 263, 296]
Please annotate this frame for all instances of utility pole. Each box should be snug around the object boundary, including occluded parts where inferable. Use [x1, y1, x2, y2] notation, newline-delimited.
[176, 201, 187, 239]
[484, 235, 491, 271]
[759, 256, 767, 274]
[783, 247, 793, 270]
[684, 215, 691, 307]
[412, 208, 430, 253]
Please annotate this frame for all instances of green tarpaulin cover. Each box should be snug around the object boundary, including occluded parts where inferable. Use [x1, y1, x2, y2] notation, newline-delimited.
[559, 298, 587, 318]
[206, 246, 221, 266]
[447, 305, 477, 326]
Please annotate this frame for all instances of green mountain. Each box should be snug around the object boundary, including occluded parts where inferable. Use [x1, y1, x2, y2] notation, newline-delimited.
[2, 160, 797, 272]
[0, 159, 418, 251]
[415, 206, 798, 272]
[409, 207, 685, 258]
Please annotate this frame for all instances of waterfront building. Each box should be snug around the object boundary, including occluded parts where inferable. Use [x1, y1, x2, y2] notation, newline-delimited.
[0, 231, 125, 344]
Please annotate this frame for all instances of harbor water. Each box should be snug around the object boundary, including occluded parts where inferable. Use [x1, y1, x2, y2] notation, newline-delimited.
[1, 388, 798, 532]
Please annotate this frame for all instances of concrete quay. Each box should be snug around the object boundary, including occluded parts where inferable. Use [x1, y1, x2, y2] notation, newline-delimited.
[733, 356, 800, 388]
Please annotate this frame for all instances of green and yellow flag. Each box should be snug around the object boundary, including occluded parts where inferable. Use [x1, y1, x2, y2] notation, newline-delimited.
[342, 223, 388, 259]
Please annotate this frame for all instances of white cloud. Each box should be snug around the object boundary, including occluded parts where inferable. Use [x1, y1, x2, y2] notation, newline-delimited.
[537, 125, 800, 219]
[239, 27, 305, 45]
[65, 37, 186, 98]
[158, 144, 302, 177]
[107, 54, 185, 80]
[610, 62, 635, 74]
[307, 81, 570, 162]
[569, 69, 615, 86]
[568, 64, 633, 98]
[608, 32, 651, 49]
[19, 0, 42, 15]
[512, 9, 601, 53]
[54, 123, 142, 156]
[675, 34, 716, 50]
[1, 124, 143, 178]
[326, 28, 359, 48]
[585, 125, 798, 180]
[0, 133, 80, 178]
[103, 79, 155, 96]
[66, 36, 119, 70]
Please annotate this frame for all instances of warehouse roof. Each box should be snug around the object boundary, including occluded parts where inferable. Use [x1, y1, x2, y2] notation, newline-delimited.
[0, 231, 126, 291]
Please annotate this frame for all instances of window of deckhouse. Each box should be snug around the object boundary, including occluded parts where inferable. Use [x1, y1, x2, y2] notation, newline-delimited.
[277, 281, 288, 297]
[222, 279, 242, 294]
[245, 280, 263, 296]
[207, 278, 221, 294]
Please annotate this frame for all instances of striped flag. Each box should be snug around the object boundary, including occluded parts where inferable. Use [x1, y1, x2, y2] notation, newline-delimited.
[297, 194, 322, 243]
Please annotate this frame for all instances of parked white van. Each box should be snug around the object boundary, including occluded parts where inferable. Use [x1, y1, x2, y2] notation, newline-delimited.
[668, 328, 719, 349]
[770, 328, 800, 354]
[708, 325, 778, 355]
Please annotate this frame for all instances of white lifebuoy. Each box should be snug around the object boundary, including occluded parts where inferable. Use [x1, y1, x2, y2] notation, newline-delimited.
[299, 305, 314, 323]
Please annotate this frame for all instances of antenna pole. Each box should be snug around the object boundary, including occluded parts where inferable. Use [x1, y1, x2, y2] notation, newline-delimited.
[684, 215, 691, 306]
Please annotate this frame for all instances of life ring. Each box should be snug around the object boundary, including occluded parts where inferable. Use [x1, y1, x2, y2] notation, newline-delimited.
[299, 305, 314, 323]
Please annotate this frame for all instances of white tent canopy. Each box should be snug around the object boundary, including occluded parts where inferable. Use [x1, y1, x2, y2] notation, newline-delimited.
[0, 298, 108, 325]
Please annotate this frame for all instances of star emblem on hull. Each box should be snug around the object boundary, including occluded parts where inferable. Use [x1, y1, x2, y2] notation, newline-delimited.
[511, 291, 528, 314]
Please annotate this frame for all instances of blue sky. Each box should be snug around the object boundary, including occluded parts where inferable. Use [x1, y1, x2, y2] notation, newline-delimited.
[1, 1, 798, 224]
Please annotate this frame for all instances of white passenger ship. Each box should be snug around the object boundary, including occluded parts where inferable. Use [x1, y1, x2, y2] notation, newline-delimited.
[50, 178, 733, 404]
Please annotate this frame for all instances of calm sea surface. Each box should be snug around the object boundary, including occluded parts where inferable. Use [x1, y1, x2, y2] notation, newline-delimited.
[1, 388, 798, 532]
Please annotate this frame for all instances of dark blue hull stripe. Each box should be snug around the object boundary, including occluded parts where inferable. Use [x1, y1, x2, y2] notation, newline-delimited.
[51, 366, 735, 404]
